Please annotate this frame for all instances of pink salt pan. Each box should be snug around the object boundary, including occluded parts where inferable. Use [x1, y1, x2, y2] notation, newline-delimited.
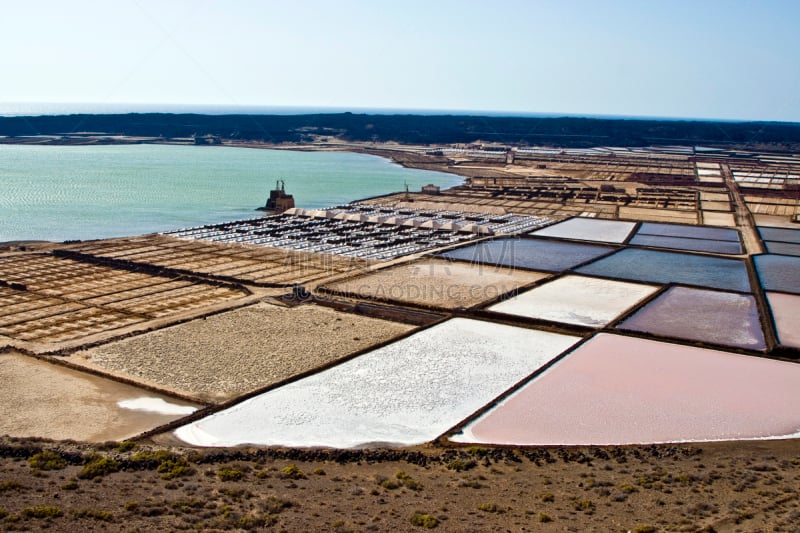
[766, 292, 800, 349]
[453, 334, 800, 445]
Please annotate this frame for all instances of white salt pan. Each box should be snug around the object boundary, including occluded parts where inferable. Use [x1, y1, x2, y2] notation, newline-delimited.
[175, 318, 580, 448]
[531, 217, 636, 244]
[489, 275, 658, 327]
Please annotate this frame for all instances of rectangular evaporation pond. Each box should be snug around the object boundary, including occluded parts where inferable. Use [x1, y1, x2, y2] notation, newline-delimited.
[618, 286, 766, 351]
[0, 352, 198, 443]
[765, 241, 800, 257]
[629, 234, 743, 255]
[438, 238, 615, 273]
[759, 226, 800, 244]
[174, 318, 581, 448]
[488, 275, 659, 328]
[529, 218, 636, 244]
[452, 333, 800, 446]
[637, 222, 740, 242]
[754, 255, 800, 295]
[766, 292, 800, 349]
[576, 248, 751, 292]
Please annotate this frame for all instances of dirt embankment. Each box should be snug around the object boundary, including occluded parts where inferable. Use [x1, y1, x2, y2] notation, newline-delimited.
[0, 437, 798, 532]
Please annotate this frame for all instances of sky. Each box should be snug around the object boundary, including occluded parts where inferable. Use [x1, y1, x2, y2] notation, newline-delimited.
[2, 0, 799, 122]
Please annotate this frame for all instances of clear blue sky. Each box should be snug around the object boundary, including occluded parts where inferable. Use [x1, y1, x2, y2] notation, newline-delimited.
[3, 0, 799, 121]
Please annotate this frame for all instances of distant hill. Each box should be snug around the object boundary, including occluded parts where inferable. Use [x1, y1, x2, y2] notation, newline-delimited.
[2, 112, 800, 150]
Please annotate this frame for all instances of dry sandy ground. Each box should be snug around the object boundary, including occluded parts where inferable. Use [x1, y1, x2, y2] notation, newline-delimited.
[0, 352, 197, 442]
[0, 438, 798, 532]
[69, 303, 414, 403]
[322, 258, 549, 310]
[618, 207, 699, 225]
[701, 212, 736, 227]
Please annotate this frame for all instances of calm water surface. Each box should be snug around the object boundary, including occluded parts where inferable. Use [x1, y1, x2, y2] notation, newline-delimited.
[0, 144, 462, 242]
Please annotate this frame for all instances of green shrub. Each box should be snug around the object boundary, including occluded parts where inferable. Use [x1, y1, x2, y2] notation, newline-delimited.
[409, 512, 439, 528]
[381, 479, 401, 490]
[466, 446, 488, 456]
[235, 515, 275, 530]
[131, 450, 172, 466]
[170, 498, 205, 514]
[262, 496, 293, 515]
[78, 457, 119, 479]
[218, 468, 244, 482]
[403, 478, 422, 491]
[633, 526, 657, 533]
[279, 464, 306, 480]
[574, 499, 594, 512]
[74, 509, 113, 521]
[540, 492, 555, 502]
[0, 480, 24, 492]
[157, 458, 194, 480]
[396, 471, 422, 491]
[130, 500, 167, 517]
[22, 506, 63, 519]
[478, 503, 501, 513]
[116, 441, 137, 453]
[538, 512, 553, 523]
[61, 480, 79, 490]
[28, 450, 66, 471]
[220, 487, 248, 499]
[446, 458, 475, 472]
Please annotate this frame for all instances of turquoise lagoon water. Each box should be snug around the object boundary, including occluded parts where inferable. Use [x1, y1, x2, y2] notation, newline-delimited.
[0, 144, 462, 242]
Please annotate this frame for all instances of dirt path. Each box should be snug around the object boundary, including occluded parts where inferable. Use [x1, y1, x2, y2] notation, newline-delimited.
[721, 162, 765, 255]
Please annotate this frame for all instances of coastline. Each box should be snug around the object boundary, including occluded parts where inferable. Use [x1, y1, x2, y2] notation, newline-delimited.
[0, 140, 467, 244]
[0, 134, 477, 180]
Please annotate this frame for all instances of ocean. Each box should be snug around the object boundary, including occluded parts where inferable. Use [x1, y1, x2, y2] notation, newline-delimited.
[0, 144, 463, 242]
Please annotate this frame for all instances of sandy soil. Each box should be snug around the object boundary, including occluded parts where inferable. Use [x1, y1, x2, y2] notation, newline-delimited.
[322, 258, 549, 310]
[700, 192, 731, 202]
[0, 438, 798, 532]
[701, 201, 732, 211]
[754, 214, 800, 229]
[618, 206, 699, 224]
[0, 352, 198, 442]
[702, 212, 736, 227]
[69, 303, 414, 403]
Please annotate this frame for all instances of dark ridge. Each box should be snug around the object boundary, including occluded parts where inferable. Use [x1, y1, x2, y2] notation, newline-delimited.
[1, 113, 800, 150]
[0, 436, 701, 468]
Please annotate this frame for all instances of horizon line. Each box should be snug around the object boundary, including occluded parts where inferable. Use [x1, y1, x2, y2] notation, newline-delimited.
[1, 102, 797, 125]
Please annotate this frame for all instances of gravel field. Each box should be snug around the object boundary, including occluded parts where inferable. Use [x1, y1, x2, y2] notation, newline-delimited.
[72, 303, 414, 402]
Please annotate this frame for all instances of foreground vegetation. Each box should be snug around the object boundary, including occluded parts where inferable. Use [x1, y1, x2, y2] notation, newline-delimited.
[0, 436, 798, 531]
